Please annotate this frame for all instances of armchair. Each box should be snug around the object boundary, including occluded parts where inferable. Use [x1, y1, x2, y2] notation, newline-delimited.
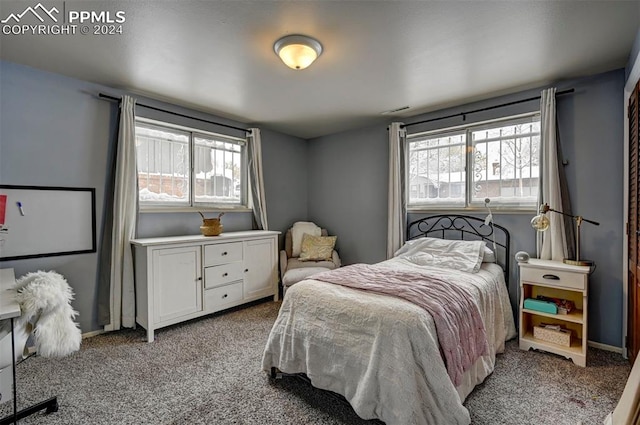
[280, 223, 341, 294]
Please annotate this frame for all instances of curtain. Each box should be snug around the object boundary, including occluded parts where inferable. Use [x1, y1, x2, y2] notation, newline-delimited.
[106, 95, 138, 330]
[387, 122, 406, 259]
[248, 128, 268, 230]
[538, 88, 571, 260]
[97, 110, 117, 326]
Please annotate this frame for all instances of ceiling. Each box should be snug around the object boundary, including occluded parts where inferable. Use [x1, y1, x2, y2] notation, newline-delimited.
[0, 1, 638, 139]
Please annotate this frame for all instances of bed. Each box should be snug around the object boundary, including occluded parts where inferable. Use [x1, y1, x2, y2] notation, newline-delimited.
[261, 215, 517, 424]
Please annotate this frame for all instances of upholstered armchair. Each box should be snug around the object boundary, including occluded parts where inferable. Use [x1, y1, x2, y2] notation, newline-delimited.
[280, 222, 341, 294]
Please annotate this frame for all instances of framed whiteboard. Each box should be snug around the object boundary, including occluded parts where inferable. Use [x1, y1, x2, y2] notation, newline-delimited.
[0, 185, 96, 261]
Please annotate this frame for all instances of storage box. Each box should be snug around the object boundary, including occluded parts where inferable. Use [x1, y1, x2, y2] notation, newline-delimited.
[524, 298, 558, 314]
[533, 325, 571, 346]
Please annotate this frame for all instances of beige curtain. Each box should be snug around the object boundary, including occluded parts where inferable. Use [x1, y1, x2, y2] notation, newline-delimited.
[248, 128, 268, 230]
[106, 95, 138, 330]
[387, 122, 406, 259]
[538, 88, 569, 260]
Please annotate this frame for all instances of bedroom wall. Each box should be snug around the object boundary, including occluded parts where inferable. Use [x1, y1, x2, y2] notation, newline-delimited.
[308, 69, 625, 347]
[0, 60, 308, 333]
[307, 125, 388, 264]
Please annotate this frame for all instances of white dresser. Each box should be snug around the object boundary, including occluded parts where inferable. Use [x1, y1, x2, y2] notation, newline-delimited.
[131, 230, 279, 342]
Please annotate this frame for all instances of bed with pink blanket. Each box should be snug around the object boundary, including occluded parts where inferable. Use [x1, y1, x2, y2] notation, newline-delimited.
[262, 215, 517, 424]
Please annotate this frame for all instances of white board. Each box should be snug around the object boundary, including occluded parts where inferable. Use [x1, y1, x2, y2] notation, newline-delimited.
[0, 185, 96, 261]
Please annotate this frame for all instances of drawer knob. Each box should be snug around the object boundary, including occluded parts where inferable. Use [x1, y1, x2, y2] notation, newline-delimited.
[244, 268, 249, 272]
[542, 274, 560, 280]
[222, 251, 228, 256]
[197, 277, 202, 281]
[223, 272, 228, 277]
[222, 294, 228, 299]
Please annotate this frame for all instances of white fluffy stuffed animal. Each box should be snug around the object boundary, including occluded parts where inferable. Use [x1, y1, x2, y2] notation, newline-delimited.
[11, 270, 81, 358]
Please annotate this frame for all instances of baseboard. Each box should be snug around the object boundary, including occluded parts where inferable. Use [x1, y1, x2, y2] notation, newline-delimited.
[81, 329, 105, 339]
[588, 340, 624, 354]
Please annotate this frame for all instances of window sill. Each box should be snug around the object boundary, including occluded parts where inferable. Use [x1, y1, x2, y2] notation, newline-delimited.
[139, 206, 253, 214]
[407, 206, 537, 214]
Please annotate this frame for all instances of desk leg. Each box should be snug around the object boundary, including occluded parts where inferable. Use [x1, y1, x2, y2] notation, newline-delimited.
[10, 318, 16, 425]
[0, 397, 58, 425]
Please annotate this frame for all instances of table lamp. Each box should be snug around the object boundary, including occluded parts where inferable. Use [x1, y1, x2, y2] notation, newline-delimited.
[530, 203, 599, 268]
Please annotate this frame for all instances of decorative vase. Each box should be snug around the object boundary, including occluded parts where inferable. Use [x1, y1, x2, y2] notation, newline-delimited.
[199, 212, 224, 236]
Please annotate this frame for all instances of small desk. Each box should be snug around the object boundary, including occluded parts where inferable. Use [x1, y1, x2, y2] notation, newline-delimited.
[0, 268, 58, 425]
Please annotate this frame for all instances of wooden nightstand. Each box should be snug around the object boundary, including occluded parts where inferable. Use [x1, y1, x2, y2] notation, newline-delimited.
[518, 259, 591, 366]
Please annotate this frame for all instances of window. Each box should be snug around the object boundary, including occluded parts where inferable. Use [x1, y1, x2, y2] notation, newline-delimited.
[135, 119, 247, 209]
[407, 113, 540, 210]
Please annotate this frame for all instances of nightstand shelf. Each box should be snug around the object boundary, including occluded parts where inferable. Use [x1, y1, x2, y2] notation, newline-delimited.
[521, 308, 584, 324]
[521, 331, 583, 355]
[519, 258, 591, 367]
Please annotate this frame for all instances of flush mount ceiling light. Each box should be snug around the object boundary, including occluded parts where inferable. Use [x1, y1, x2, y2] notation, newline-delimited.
[273, 34, 323, 70]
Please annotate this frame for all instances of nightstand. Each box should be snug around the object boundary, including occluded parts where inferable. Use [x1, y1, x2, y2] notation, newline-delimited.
[518, 258, 591, 366]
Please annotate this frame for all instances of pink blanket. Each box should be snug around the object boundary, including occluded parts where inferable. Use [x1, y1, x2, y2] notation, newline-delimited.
[312, 264, 488, 386]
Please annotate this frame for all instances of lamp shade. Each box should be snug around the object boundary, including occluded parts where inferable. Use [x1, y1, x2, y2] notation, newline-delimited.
[274, 35, 322, 70]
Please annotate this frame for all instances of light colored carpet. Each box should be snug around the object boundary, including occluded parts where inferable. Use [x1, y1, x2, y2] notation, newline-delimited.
[0, 300, 630, 424]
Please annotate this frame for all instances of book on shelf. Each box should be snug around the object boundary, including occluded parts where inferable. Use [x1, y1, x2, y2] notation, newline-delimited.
[536, 295, 575, 314]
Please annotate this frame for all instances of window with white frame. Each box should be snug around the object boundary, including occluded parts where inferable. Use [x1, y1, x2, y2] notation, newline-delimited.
[407, 113, 540, 210]
[135, 119, 247, 209]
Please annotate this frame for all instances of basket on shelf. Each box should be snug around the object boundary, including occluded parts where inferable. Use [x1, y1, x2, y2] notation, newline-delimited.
[199, 212, 224, 236]
[533, 325, 571, 347]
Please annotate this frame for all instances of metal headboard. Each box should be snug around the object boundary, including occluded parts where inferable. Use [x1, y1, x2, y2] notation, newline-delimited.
[406, 214, 511, 281]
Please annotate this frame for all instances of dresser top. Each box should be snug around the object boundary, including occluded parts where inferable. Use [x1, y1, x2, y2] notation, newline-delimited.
[131, 230, 280, 247]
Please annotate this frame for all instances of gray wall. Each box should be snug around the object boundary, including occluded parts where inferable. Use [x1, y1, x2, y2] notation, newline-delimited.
[259, 128, 309, 248]
[0, 60, 308, 333]
[0, 61, 113, 334]
[308, 69, 625, 347]
[558, 72, 625, 346]
[307, 125, 388, 264]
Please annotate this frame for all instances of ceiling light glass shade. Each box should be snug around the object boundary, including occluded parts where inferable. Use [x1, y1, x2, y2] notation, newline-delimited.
[530, 214, 550, 231]
[274, 35, 322, 70]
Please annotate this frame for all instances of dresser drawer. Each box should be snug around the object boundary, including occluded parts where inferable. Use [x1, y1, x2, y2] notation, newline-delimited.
[203, 242, 243, 266]
[521, 267, 586, 291]
[204, 262, 244, 289]
[205, 281, 243, 310]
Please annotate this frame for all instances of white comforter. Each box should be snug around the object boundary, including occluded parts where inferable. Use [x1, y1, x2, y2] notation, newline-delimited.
[261, 258, 516, 425]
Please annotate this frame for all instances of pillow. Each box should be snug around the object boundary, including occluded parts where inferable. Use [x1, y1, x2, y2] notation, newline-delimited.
[291, 222, 321, 257]
[394, 237, 485, 273]
[299, 234, 337, 261]
[483, 245, 496, 263]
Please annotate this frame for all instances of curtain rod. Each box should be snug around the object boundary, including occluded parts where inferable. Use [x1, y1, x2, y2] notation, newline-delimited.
[98, 93, 249, 133]
[402, 88, 575, 130]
